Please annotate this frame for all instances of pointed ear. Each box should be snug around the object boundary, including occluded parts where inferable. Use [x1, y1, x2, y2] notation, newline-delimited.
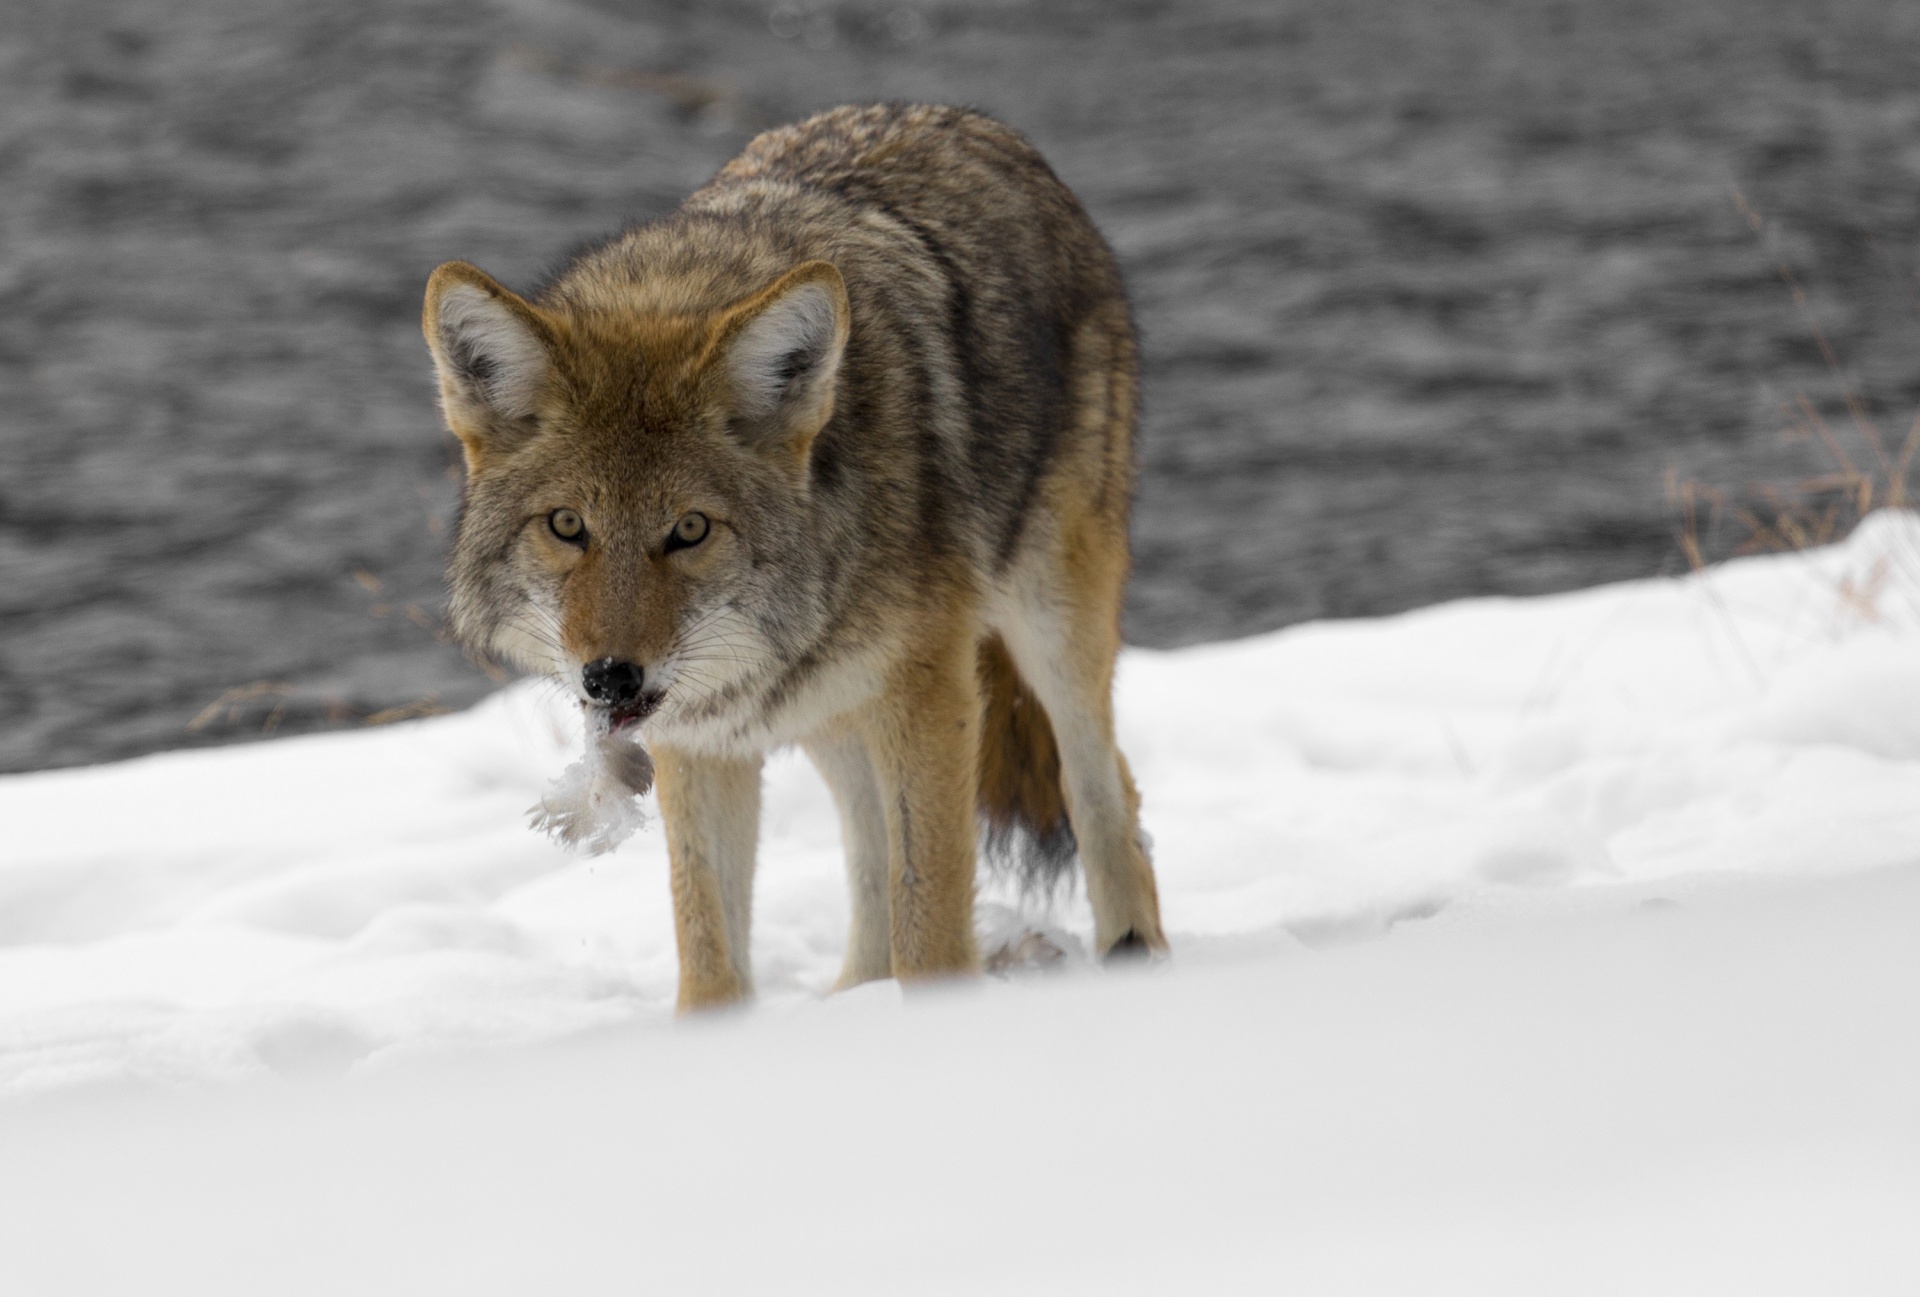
[422, 262, 554, 471]
[716, 261, 850, 462]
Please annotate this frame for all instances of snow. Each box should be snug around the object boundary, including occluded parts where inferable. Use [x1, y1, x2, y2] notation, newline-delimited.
[3, 513, 1920, 1292]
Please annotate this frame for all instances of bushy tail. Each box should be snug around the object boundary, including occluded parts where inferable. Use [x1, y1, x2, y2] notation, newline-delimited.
[975, 634, 1077, 891]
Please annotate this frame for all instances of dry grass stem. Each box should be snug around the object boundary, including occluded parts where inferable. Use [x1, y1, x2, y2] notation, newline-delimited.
[1671, 193, 1920, 566]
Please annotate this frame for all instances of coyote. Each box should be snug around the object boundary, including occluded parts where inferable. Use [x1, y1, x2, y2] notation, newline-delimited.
[422, 104, 1165, 1009]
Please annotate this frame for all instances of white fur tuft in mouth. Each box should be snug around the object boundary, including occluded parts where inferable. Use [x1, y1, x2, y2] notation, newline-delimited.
[527, 704, 656, 855]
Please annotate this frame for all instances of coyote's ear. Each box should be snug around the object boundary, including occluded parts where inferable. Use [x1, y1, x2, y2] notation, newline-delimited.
[423, 262, 554, 472]
[717, 261, 849, 464]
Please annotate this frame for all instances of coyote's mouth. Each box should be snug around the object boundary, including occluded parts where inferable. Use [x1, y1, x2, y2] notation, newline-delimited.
[605, 688, 665, 733]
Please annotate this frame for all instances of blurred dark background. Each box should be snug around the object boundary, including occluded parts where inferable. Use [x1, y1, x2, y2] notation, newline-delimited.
[3, 0, 1919, 773]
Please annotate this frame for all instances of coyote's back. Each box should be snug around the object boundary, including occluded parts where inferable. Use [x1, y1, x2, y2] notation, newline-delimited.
[424, 104, 1164, 1009]
[695, 104, 1139, 570]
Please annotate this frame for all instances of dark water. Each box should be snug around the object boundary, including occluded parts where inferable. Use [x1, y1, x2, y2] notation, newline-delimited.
[3, 0, 1919, 773]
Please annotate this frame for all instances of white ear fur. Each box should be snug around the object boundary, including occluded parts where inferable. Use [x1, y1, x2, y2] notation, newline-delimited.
[431, 282, 549, 422]
[726, 277, 846, 431]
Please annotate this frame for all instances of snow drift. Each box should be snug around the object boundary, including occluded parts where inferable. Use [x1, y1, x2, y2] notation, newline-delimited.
[2, 513, 1918, 1293]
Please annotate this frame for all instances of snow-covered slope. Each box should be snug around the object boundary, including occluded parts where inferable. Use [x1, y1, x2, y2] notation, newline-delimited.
[4, 863, 1916, 1295]
[3, 514, 1919, 1292]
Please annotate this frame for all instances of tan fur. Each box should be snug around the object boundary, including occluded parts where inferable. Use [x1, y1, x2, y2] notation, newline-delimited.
[856, 586, 984, 979]
[653, 745, 761, 1010]
[422, 105, 1167, 1010]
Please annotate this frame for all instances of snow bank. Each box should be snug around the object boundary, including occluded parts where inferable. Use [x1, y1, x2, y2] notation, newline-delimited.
[5, 512, 1920, 1096]
[2, 861, 1916, 1295]
[3, 514, 1920, 1292]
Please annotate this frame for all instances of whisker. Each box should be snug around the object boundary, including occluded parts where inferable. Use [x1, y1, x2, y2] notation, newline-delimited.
[500, 610, 567, 653]
[674, 651, 758, 668]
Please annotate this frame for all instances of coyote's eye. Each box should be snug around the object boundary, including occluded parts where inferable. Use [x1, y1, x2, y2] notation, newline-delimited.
[548, 508, 587, 545]
[665, 512, 710, 553]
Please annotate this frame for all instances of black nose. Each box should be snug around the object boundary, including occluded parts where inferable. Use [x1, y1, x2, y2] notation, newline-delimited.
[582, 657, 644, 706]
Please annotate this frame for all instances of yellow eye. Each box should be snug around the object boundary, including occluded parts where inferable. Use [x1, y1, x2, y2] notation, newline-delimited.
[548, 508, 586, 543]
[667, 512, 709, 552]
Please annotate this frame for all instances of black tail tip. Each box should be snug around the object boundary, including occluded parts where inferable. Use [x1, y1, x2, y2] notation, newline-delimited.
[981, 818, 1078, 898]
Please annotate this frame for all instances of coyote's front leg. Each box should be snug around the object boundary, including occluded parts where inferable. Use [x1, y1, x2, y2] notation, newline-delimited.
[654, 744, 763, 1011]
[804, 730, 895, 990]
[861, 619, 983, 982]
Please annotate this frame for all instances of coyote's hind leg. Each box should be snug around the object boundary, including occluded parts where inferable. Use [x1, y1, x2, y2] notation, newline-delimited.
[996, 301, 1166, 957]
[1001, 595, 1166, 957]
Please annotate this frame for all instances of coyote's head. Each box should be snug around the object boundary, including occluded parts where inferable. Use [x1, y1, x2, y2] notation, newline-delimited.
[422, 258, 850, 740]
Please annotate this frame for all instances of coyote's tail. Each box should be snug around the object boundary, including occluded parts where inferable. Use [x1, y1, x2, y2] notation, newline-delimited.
[975, 634, 1077, 891]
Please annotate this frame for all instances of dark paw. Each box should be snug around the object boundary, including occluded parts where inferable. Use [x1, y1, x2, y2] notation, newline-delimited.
[1103, 929, 1153, 963]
